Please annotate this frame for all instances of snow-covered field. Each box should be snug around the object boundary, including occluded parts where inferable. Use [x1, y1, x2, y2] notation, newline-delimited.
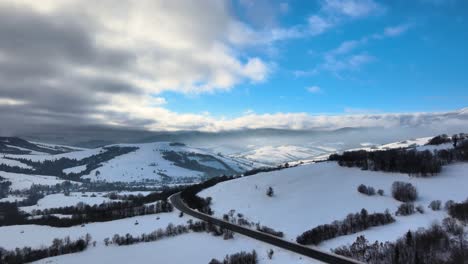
[0, 210, 192, 250]
[200, 161, 468, 250]
[20, 192, 117, 213]
[33, 232, 321, 264]
[0, 171, 76, 190]
[0, 195, 26, 203]
[0, 208, 321, 264]
[232, 145, 337, 166]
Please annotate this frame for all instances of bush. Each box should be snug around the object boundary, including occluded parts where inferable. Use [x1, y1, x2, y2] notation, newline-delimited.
[256, 225, 284, 238]
[377, 189, 384, 196]
[429, 200, 442, 211]
[392, 181, 418, 202]
[396, 202, 415, 216]
[266, 187, 274, 197]
[445, 200, 455, 210]
[416, 205, 425, 214]
[357, 184, 376, 196]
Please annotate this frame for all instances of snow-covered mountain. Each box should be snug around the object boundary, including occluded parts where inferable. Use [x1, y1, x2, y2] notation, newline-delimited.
[0, 137, 82, 155]
[0, 139, 259, 185]
[199, 135, 467, 253]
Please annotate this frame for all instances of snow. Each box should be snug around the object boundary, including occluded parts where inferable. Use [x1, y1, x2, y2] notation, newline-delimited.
[2, 142, 251, 183]
[0, 195, 26, 203]
[0, 156, 32, 169]
[32, 231, 322, 264]
[3, 145, 47, 155]
[20, 192, 117, 213]
[200, 161, 468, 250]
[82, 142, 250, 183]
[233, 145, 333, 166]
[0, 210, 193, 250]
[63, 164, 88, 174]
[4, 147, 106, 162]
[0, 171, 76, 190]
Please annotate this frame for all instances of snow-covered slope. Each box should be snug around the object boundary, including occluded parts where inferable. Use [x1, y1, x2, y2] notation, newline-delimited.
[0, 137, 81, 155]
[0, 171, 74, 191]
[1, 141, 255, 184]
[232, 145, 333, 166]
[200, 159, 468, 251]
[80, 142, 253, 183]
[32, 232, 320, 264]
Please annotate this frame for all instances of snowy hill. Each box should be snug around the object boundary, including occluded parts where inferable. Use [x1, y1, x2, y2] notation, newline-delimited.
[0, 137, 82, 155]
[199, 137, 467, 253]
[0, 140, 257, 184]
[231, 145, 337, 166]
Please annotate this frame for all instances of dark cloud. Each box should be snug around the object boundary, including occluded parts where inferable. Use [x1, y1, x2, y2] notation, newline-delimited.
[0, 2, 140, 132]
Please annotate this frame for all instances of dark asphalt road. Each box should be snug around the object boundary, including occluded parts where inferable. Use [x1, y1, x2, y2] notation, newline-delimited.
[169, 192, 363, 264]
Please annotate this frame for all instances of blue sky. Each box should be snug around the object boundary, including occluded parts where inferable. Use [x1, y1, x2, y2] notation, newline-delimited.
[162, 0, 468, 117]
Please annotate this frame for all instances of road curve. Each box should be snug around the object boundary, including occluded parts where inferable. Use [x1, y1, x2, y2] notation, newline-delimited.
[169, 192, 363, 264]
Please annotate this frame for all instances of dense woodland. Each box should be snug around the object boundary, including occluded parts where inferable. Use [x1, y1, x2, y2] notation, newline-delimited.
[329, 134, 468, 176]
[296, 209, 395, 245]
[333, 219, 467, 264]
[448, 199, 468, 222]
[0, 176, 11, 199]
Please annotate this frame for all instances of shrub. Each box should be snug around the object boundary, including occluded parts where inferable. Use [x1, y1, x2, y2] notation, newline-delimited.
[256, 225, 284, 238]
[396, 202, 415, 216]
[445, 200, 455, 210]
[429, 200, 442, 211]
[392, 181, 418, 202]
[357, 184, 376, 196]
[377, 189, 384, 196]
[416, 205, 425, 214]
[266, 187, 274, 197]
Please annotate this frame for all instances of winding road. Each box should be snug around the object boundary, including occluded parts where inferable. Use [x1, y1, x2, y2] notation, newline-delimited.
[169, 192, 363, 264]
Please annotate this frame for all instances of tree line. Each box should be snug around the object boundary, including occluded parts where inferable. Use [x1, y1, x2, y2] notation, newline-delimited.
[0, 234, 92, 264]
[296, 209, 395, 245]
[448, 199, 468, 222]
[209, 250, 258, 264]
[106, 219, 234, 247]
[329, 134, 468, 176]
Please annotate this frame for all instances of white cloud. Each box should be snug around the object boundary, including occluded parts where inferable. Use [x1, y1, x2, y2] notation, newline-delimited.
[308, 15, 333, 35]
[0, 98, 27, 106]
[307, 86, 322, 93]
[323, 0, 384, 18]
[383, 24, 412, 37]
